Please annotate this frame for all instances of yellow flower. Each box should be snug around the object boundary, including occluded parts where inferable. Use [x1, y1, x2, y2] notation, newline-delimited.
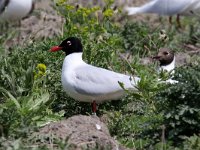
[37, 64, 46, 74]
[65, 5, 74, 10]
[34, 64, 47, 79]
[103, 9, 114, 17]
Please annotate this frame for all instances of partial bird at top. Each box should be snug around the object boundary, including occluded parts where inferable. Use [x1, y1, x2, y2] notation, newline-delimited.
[125, 0, 200, 27]
[0, 0, 34, 22]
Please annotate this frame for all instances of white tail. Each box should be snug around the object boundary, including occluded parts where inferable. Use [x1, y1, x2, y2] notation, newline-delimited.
[125, 6, 141, 15]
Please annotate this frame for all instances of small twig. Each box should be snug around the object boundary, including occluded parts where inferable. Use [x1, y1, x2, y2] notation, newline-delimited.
[161, 125, 166, 144]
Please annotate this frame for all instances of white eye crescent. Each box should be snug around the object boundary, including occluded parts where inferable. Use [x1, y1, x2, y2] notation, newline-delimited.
[67, 41, 71, 46]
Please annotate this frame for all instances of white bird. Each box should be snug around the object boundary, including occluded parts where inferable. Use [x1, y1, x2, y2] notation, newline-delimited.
[180, 0, 200, 16]
[0, 0, 34, 22]
[125, 0, 200, 27]
[50, 37, 140, 114]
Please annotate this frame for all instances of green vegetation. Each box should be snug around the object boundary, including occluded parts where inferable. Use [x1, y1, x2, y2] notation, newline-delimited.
[0, 0, 200, 149]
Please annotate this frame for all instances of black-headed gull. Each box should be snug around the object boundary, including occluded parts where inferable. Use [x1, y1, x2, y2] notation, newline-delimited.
[125, 0, 200, 27]
[0, 0, 34, 22]
[153, 48, 178, 84]
[50, 37, 140, 114]
[153, 48, 175, 73]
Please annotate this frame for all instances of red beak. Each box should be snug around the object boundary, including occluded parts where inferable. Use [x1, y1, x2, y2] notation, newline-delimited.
[50, 46, 63, 52]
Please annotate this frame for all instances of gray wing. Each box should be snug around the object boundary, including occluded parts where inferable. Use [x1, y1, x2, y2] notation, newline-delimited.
[73, 64, 139, 96]
[149, 0, 192, 15]
[180, 0, 200, 15]
[0, 0, 9, 14]
[125, 0, 191, 16]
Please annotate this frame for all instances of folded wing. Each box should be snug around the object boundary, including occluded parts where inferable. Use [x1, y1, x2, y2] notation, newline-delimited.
[73, 64, 139, 96]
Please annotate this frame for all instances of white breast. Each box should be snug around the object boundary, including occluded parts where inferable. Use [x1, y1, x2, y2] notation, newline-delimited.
[160, 57, 175, 73]
[61, 54, 81, 100]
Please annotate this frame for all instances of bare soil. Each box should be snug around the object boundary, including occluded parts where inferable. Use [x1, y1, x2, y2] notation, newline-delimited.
[33, 115, 131, 150]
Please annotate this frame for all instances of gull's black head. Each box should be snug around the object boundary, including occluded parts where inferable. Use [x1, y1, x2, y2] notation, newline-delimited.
[50, 37, 83, 56]
[153, 48, 175, 66]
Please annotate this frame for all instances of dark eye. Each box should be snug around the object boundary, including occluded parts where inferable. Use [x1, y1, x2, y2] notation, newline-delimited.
[67, 41, 71, 46]
[163, 52, 169, 55]
[160, 30, 164, 35]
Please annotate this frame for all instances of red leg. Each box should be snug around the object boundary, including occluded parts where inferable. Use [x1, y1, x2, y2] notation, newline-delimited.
[91, 101, 97, 115]
[17, 21, 21, 43]
[176, 14, 181, 28]
[169, 16, 172, 25]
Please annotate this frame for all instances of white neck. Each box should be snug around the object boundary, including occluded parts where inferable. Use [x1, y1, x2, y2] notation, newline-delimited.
[62, 53, 84, 71]
[160, 56, 175, 73]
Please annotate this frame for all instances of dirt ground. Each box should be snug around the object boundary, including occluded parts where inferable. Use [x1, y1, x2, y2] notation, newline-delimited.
[33, 115, 131, 150]
[19, 0, 64, 43]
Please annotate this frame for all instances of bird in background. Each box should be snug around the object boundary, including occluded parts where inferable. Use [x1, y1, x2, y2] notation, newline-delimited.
[125, 0, 200, 28]
[0, 0, 34, 42]
[153, 48, 177, 83]
[154, 48, 175, 73]
[0, 0, 34, 22]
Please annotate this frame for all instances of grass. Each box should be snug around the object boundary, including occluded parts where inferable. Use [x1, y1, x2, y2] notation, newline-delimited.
[0, 0, 200, 149]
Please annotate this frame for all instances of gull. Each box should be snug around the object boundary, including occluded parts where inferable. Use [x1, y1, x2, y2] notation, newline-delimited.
[125, 0, 200, 27]
[153, 48, 175, 73]
[0, 0, 34, 22]
[153, 48, 178, 84]
[50, 37, 140, 114]
[0, 0, 34, 42]
[180, 0, 200, 16]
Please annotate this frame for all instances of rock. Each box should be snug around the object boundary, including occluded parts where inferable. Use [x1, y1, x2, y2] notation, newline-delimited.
[176, 52, 191, 66]
[33, 115, 131, 150]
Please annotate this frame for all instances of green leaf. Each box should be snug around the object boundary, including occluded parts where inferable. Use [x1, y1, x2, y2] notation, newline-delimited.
[0, 87, 21, 109]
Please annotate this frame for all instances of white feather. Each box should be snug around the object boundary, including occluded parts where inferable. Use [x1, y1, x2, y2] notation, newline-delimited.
[0, 0, 33, 21]
[61, 53, 140, 103]
[125, 0, 197, 16]
[160, 56, 178, 84]
[160, 56, 175, 73]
